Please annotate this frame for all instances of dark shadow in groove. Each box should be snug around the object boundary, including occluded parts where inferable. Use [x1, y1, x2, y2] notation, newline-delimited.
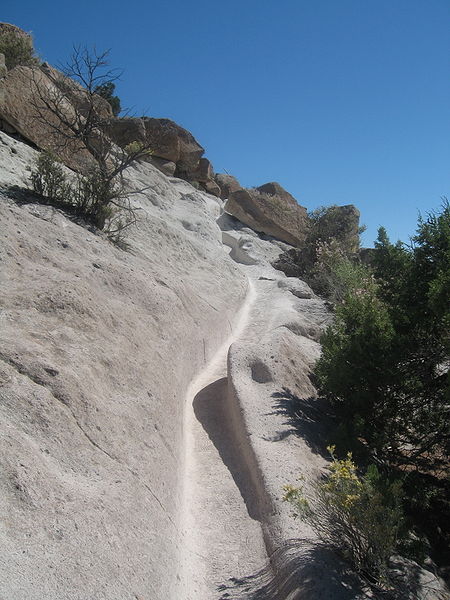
[193, 377, 262, 522]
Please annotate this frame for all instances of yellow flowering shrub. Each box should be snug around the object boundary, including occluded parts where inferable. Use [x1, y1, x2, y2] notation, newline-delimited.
[283, 448, 403, 583]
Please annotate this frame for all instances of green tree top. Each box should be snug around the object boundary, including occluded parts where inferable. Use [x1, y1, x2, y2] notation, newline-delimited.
[94, 81, 122, 116]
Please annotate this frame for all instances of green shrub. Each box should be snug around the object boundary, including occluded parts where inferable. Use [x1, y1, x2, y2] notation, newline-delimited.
[314, 205, 450, 574]
[93, 81, 122, 117]
[70, 167, 117, 229]
[283, 447, 404, 583]
[308, 205, 365, 255]
[30, 151, 70, 202]
[305, 238, 372, 303]
[30, 151, 136, 238]
[273, 204, 366, 300]
[315, 284, 401, 455]
[0, 30, 40, 70]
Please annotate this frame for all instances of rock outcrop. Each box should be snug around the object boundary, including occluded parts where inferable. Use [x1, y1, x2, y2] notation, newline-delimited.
[215, 172, 241, 199]
[103, 117, 225, 195]
[191, 156, 213, 183]
[104, 116, 204, 174]
[0, 22, 30, 39]
[225, 181, 309, 246]
[190, 157, 221, 196]
[0, 65, 95, 171]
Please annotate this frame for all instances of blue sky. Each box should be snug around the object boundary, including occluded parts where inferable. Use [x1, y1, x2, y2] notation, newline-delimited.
[3, 0, 449, 246]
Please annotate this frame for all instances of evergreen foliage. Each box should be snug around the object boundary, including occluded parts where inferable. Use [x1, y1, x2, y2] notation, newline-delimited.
[94, 81, 122, 116]
[314, 201, 450, 571]
[0, 30, 40, 70]
[273, 204, 366, 301]
[317, 202, 449, 464]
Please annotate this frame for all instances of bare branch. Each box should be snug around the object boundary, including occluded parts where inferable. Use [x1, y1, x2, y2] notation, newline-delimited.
[29, 46, 154, 239]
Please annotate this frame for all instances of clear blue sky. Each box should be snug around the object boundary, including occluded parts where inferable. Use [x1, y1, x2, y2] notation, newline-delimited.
[3, 0, 449, 246]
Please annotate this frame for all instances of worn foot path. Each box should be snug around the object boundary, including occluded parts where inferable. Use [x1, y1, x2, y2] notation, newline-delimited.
[178, 277, 271, 598]
[178, 245, 305, 598]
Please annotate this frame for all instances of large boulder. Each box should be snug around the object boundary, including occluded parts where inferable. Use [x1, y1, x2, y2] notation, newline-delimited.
[104, 116, 204, 178]
[192, 157, 214, 183]
[0, 65, 94, 171]
[147, 118, 205, 176]
[190, 157, 221, 197]
[103, 117, 178, 163]
[225, 182, 308, 246]
[148, 155, 177, 177]
[215, 173, 241, 199]
[202, 178, 221, 197]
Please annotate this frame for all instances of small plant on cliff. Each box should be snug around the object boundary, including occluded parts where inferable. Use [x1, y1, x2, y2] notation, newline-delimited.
[31, 150, 138, 240]
[273, 204, 367, 300]
[31, 151, 70, 202]
[283, 446, 404, 583]
[306, 238, 371, 302]
[93, 81, 122, 117]
[0, 29, 40, 70]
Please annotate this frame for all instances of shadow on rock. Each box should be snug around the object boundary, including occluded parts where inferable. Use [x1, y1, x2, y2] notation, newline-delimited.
[3, 185, 98, 230]
[266, 387, 333, 459]
[217, 539, 437, 600]
[217, 539, 373, 600]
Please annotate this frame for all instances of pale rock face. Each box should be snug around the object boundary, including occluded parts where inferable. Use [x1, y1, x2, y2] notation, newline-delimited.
[0, 131, 246, 599]
[1, 131, 447, 600]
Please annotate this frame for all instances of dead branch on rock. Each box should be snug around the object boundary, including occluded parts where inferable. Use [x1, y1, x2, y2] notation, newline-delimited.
[29, 46, 154, 234]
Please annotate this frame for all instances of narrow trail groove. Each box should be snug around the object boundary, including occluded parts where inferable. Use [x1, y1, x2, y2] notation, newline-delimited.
[178, 279, 270, 599]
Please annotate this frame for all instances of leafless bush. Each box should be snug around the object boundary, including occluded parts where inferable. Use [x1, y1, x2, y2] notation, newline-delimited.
[29, 47, 153, 234]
